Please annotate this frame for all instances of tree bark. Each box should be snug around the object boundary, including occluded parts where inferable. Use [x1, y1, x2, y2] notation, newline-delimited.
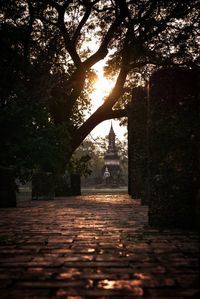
[67, 106, 127, 163]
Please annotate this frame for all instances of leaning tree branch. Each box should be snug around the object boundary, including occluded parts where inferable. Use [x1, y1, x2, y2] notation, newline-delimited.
[71, 24, 132, 151]
[83, 16, 123, 69]
[72, 4, 92, 46]
[65, 11, 126, 116]
[105, 108, 127, 119]
[104, 67, 128, 109]
[102, 24, 133, 109]
[55, 4, 82, 68]
[70, 22, 131, 143]
[44, 0, 82, 67]
[56, 1, 124, 117]
[71, 104, 127, 155]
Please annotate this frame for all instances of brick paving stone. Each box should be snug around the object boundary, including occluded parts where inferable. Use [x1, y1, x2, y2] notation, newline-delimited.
[0, 195, 199, 298]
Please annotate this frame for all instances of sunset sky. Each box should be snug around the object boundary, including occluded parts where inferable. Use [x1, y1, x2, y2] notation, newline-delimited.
[89, 59, 127, 140]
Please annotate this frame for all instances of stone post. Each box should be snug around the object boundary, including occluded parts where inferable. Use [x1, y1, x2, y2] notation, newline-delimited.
[70, 174, 81, 196]
[0, 167, 16, 208]
[54, 173, 71, 197]
[32, 172, 55, 200]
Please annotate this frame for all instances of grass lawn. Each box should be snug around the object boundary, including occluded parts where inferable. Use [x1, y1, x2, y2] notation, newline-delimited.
[81, 187, 128, 195]
[16, 186, 128, 200]
[16, 186, 32, 201]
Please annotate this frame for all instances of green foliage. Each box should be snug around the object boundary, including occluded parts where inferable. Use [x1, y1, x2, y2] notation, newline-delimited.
[115, 138, 128, 184]
[69, 138, 99, 178]
[0, 19, 72, 181]
[0, 89, 71, 181]
[69, 154, 92, 178]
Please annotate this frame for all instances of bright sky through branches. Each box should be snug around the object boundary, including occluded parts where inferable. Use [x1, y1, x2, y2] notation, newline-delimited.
[89, 60, 127, 140]
[83, 36, 127, 140]
[90, 66, 115, 111]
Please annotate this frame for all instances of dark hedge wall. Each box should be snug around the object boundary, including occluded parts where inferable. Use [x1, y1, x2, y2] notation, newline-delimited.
[128, 67, 199, 228]
[128, 87, 148, 203]
[148, 68, 199, 228]
[0, 167, 16, 207]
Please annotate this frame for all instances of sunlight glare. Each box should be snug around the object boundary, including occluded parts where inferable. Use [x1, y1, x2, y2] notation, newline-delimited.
[89, 60, 127, 140]
[90, 62, 115, 112]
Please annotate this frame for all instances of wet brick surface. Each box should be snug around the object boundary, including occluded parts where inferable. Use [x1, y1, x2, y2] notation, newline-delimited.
[0, 195, 199, 298]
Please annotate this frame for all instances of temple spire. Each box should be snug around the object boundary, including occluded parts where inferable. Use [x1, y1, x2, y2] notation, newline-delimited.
[103, 122, 121, 186]
[108, 121, 115, 149]
[110, 121, 114, 133]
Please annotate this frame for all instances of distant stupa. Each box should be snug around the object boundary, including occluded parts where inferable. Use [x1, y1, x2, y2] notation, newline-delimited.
[102, 122, 122, 186]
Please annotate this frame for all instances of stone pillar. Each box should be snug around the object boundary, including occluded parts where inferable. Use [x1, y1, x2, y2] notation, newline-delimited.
[32, 172, 55, 200]
[70, 174, 81, 196]
[55, 174, 71, 197]
[148, 68, 199, 228]
[128, 87, 148, 202]
[0, 167, 16, 208]
[128, 127, 132, 196]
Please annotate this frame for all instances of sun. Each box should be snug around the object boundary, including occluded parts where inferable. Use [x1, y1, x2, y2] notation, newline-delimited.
[90, 62, 115, 112]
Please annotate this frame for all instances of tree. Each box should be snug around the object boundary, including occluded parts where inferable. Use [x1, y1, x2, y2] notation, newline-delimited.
[1, 0, 199, 175]
[72, 137, 105, 186]
[115, 137, 128, 185]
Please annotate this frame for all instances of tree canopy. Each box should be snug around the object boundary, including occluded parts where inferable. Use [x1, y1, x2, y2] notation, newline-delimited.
[0, 0, 199, 177]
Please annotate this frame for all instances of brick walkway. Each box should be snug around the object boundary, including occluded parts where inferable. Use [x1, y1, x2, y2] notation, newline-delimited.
[0, 195, 199, 298]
